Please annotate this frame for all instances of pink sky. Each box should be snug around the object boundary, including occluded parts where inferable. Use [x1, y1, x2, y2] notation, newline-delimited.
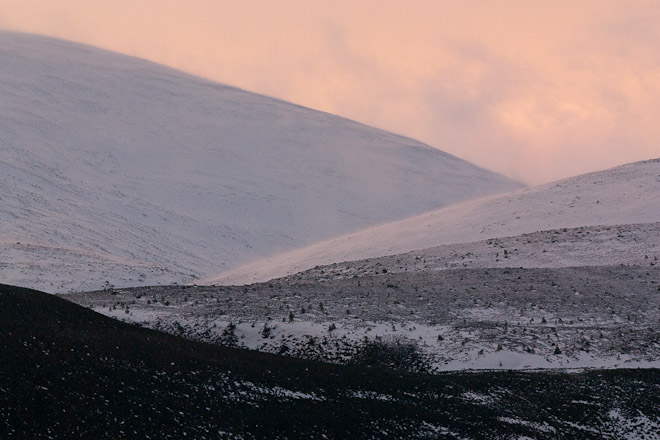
[2, 0, 659, 184]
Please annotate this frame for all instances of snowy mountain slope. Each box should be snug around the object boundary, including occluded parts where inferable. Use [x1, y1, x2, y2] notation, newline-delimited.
[208, 158, 660, 285]
[0, 32, 522, 293]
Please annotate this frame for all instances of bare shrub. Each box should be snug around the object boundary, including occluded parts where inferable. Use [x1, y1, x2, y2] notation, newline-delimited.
[350, 336, 433, 373]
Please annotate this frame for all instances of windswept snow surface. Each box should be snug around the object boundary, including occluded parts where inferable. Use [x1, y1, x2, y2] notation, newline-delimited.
[209, 158, 660, 285]
[0, 32, 521, 293]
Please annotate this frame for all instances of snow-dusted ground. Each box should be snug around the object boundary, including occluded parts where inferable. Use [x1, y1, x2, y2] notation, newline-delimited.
[0, 31, 521, 293]
[7, 281, 660, 439]
[65, 154, 660, 373]
[297, 222, 660, 278]
[208, 158, 660, 285]
[68, 222, 660, 372]
[0, 241, 195, 293]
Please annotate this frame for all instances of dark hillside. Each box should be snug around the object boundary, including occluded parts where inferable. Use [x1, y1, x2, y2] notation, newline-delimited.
[1, 284, 658, 439]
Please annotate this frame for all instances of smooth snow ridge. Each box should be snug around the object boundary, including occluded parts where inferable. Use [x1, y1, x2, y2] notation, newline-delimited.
[0, 32, 521, 293]
[208, 158, 660, 285]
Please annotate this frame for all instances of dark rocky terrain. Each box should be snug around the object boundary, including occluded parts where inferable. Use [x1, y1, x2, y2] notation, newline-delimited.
[3, 284, 660, 439]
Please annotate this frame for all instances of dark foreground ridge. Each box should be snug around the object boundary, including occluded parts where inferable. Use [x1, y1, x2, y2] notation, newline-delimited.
[1, 284, 659, 439]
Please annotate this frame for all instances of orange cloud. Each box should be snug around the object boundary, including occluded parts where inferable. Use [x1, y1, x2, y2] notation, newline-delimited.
[1, 0, 659, 184]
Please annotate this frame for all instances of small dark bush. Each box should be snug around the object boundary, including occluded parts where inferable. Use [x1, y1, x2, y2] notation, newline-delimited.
[219, 322, 238, 346]
[350, 336, 433, 373]
[261, 323, 272, 339]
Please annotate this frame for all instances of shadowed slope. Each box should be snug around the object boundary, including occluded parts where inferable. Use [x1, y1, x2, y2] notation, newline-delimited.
[2, 284, 659, 439]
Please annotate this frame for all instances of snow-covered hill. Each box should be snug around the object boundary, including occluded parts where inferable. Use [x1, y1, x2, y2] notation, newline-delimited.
[0, 32, 521, 293]
[209, 158, 660, 285]
[68, 158, 660, 372]
[72, 221, 660, 372]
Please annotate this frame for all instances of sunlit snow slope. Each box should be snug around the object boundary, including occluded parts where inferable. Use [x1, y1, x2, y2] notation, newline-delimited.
[0, 32, 522, 293]
[209, 158, 660, 285]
